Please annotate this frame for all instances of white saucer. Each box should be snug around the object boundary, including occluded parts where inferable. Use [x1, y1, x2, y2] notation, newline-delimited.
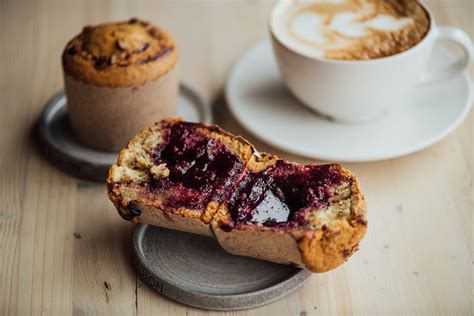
[226, 40, 472, 162]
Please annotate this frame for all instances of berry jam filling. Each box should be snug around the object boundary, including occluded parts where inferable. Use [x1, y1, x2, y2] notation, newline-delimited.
[148, 122, 245, 210]
[227, 161, 348, 228]
[144, 121, 348, 227]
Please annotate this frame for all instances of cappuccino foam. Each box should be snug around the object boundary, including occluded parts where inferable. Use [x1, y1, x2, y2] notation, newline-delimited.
[271, 0, 430, 60]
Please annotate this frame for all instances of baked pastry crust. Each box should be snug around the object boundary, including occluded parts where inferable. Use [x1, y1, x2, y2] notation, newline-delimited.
[298, 168, 366, 272]
[62, 18, 177, 87]
[107, 118, 367, 272]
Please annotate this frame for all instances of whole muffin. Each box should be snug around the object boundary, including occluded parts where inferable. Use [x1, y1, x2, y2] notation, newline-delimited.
[62, 18, 178, 151]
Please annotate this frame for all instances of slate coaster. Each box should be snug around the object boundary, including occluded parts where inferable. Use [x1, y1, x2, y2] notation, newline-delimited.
[36, 84, 212, 182]
[133, 224, 312, 311]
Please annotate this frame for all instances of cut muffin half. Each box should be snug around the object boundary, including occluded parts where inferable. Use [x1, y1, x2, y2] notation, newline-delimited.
[107, 118, 367, 272]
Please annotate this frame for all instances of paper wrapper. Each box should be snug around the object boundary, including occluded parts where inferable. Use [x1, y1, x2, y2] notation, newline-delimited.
[63, 67, 178, 152]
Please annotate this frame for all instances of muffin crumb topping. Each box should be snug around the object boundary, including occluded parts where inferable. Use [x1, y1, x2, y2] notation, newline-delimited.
[62, 18, 178, 86]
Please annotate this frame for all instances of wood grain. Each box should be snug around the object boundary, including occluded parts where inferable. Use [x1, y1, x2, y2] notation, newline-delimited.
[0, 0, 472, 315]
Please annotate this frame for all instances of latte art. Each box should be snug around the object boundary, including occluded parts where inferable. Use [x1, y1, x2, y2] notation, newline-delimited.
[271, 0, 430, 60]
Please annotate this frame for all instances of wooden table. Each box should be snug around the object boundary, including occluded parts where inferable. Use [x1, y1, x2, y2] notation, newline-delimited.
[1, 1, 472, 315]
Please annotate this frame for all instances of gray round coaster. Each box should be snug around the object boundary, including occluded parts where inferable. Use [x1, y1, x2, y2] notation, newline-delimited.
[36, 84, 212, 182]
[133, 224, 312, 311]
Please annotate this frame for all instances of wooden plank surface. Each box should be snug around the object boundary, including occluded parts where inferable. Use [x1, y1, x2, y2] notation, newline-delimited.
[0, 0, 472, 315]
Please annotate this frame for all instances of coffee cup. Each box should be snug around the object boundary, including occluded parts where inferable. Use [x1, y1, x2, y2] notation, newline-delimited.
[270, 0, 473, 123]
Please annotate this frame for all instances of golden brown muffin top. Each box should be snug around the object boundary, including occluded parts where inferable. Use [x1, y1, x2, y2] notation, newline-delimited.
[62, 18, 178, 87]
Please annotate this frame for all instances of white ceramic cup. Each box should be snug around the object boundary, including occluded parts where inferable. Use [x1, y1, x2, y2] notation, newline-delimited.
[270, 0, 474, 123]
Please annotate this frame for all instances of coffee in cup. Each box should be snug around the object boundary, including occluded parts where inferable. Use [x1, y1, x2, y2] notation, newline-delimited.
[271, 0, 431, 61]
[270, 0, 473, 122]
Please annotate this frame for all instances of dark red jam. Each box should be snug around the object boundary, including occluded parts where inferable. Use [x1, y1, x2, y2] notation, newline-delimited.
[144, 121, 348, 228]
[148, 122, 245, 210]
[227, 161, 348, 228]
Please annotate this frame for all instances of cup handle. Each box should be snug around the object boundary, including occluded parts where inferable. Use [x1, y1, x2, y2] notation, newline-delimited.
[419, 26, 473, 84]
